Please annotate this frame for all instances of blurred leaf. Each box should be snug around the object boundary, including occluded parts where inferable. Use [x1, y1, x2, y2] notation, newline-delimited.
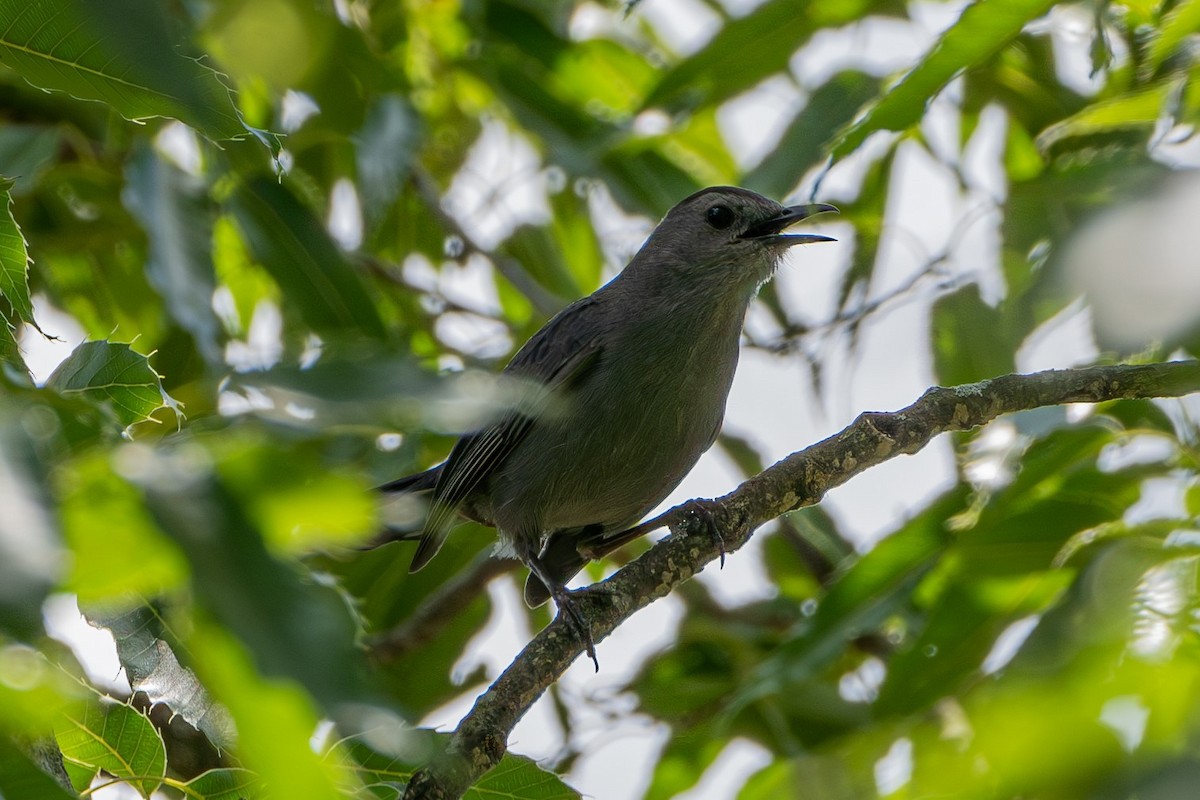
[356, 95, 421, 219]
[123, 143, 223, 365]
[138, 451, 364, 706]
[45, 340, 181, 431]
[0, 124, 61, 194]
[325, 532, 494, 715]
[644, 730, 726, 800]
[1146, 0, 1200, 74]
[57, 450, 188, 601]
[745, 72, 881, 199]
[228, 176, 386, 340]
[0, 413, 60, 639]
[552, 39, 656, 117]
[548, 185, 604, 293]
[646, 0, 892, 113]
[0, 737, 77, 800]
[738, 754, 865, 800]
[876, 571, 1071, 715]
[0, 0, 244, 140]
[56, 700, 166, 797]
[186, 620, 349, 800]
[0, 175, 37, 335]
[932, 283, 1014, 385]
[217, 436, 377, 552]
[1036, 80, 1178, 152]
[736, 487, 968, 708]
[832, 0, 1058, 159]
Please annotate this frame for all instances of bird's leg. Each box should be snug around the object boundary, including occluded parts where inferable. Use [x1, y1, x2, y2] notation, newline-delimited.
[518, 540, 600, 671]
[680, 499, 725, 568]
[548, 581, 599, 673]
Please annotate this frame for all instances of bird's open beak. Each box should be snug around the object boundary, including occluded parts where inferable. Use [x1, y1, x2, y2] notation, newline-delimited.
[740, 202, 838, 244]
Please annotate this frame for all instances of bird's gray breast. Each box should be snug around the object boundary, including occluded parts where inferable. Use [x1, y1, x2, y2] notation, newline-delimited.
[488, 295, 744, 535]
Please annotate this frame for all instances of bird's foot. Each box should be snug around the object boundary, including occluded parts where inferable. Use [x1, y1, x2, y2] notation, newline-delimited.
[681, 499, 725, 568]
[550, 585, 599, 672]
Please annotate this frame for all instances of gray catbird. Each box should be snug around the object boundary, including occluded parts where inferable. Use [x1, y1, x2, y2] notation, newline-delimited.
[377, 186, 836, 662]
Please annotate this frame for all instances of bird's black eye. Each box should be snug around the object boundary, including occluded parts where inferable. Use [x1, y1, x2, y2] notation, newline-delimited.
[706, 205, 735, 230]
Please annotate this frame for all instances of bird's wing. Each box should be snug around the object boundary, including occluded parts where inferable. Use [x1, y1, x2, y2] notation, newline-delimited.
[409, 297, 605, 571]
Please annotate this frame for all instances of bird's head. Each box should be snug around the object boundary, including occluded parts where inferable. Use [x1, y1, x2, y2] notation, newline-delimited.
[629, 186, 837, 295]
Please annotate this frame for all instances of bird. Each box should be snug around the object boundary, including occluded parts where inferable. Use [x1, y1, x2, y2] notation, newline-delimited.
[376, 186, 836, 665]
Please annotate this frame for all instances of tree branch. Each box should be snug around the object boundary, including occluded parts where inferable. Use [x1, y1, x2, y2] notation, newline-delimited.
[401, 360, 1200, 799]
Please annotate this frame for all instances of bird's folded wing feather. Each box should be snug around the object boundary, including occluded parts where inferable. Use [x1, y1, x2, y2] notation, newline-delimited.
[409, 297, 605, 571]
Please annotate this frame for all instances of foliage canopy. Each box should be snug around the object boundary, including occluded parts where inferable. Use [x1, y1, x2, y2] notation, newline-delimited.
[1, 0, 1199, 798]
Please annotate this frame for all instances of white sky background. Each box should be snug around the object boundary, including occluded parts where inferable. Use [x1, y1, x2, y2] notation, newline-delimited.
[25, 0, 1200, 798]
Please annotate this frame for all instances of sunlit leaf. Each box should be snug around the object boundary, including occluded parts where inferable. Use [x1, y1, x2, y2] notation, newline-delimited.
[0, 176, 37, 336]
[470, 752, 580, 800]
[57, 451, 188, 601]
[45, 340, 181, 431]
[186, 621, 348, 800]
[56, 700, 166, 798]
[0, 0, 244, 140]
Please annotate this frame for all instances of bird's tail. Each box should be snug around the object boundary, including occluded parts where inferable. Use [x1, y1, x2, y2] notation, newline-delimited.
[377, 465, 441, 494]
[365, 465, 442, 549]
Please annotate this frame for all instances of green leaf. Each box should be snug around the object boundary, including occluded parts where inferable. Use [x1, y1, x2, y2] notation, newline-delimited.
[228, 176, 387, 340]
[831, 0, 1058, 159]
[186, 621, 349, 800]
[344, 737, 580, 800]
[356, 95, 421, 219]
[57, 451, 188, 602]
[0, 412, 61, 639]
[0, 176, 37, 334]
[1146, 0, 1200, 74]
[177, 768, 265, 800]
[137, 448, 364, 706]
[123, 143, 223, 364]
[1035, 81, 1176, 152]
[0, 0, 244, 140]
[0, 124, 62, 194]
[45, 340, 181, 431]
[932, 283, 1015, 385]
[646, 0, 890, 113]
[744, 71, 881, 199]
[56, 701, 166, 798]
[470, 752, 580, 800]
[735, 487, 968, 708]
[0, 737, 77, 800]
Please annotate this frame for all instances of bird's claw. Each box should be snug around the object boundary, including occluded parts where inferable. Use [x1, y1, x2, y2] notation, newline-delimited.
[683, 499, 724, 568]
[552, 586, 599, 672]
